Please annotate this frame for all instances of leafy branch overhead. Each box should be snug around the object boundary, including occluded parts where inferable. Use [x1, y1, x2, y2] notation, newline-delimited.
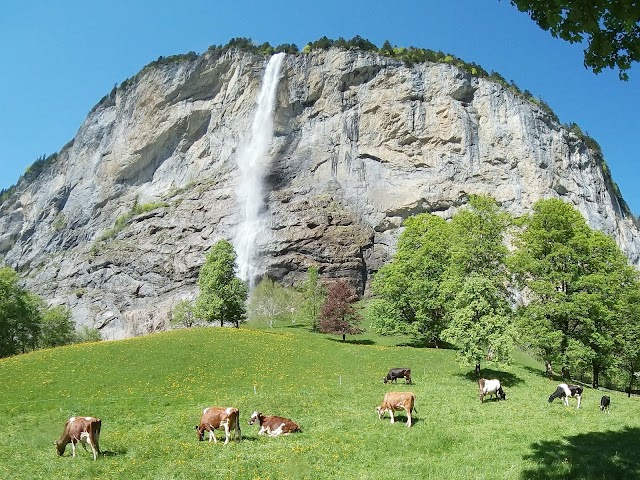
[509, 0, 640, 80]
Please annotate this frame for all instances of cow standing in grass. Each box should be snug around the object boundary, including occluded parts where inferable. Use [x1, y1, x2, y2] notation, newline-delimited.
[376, 392, 416, 427]
[548, 383, 583, 408]
[478, 378, 506, 403]
[55, 416, 101, 460]
[383, 368, 412, 384]
[195, 407, 241, 445]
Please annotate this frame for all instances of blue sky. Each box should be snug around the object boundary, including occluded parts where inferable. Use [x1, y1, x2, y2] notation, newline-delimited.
[1, 0, 638, 213]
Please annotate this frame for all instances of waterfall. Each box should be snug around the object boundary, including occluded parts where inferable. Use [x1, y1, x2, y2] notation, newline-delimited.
[233, 53, 285, 286]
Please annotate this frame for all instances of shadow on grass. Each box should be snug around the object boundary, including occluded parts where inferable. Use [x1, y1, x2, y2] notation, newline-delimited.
[457, 368, 525, 387]
[377, 415, 420, 427]
[325, 338, 376, 345]
[521, 427, 640, 479]
[102, 447, 127, 457]
[281, 324, 313, 330]
[396, 338, 457, 349]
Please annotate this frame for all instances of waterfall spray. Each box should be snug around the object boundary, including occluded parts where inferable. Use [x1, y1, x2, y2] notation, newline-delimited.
[234, 53, 285, 286]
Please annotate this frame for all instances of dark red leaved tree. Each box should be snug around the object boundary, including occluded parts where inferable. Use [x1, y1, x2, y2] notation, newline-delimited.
[319, 280, 363, 342]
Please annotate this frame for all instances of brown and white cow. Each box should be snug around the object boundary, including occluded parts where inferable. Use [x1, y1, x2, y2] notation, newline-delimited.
[195, 407, 241, 445]
[248, 411, 301, 437]
[54, 416, 101, 460]
[376, 392, 416, 427]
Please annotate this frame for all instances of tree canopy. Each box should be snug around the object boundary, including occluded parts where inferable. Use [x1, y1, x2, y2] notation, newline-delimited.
[372, 195, 515, 369]
[510, 198, 639, 387]
[0, 267, 41, 356]
[194, 240, 248, 328]
[319, 280, 363, 342]
[509, 0, 640, 80]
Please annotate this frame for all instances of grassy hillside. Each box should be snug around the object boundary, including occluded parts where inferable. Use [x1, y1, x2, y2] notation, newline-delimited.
[0, 326, 639, 479]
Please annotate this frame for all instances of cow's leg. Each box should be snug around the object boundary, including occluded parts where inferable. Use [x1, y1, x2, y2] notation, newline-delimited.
[389, 410, 395, 424]
[406, 408, 412, 427]
[223, 424, 230, 445]
[258, 426, 268, 435]
[563, 397, 568, 407]
[576, 395, 581, 409]
[90, 441, 98, 461]
[71, 440, 77, 458]
[209, 428, 217, 443]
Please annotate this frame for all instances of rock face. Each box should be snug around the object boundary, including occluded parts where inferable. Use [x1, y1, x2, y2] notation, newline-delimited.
[1, 48, 638, 339]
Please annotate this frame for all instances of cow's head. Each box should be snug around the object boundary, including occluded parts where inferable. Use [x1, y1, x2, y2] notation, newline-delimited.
[54, 440, 65, 456]
[383, 377, 388, 384]
[497, 386, 506, 400]
[375, 406, 386, 419]
[249, 411, 261, 426]
[195, 425, 205, 441]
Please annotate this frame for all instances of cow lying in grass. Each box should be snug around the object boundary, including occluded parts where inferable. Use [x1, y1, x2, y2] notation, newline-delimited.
[548, 383, 583, 408]
[376, 391, 416, 427]
[55, 416, 101, 460]
[195, 406, 241, 445]
[478, 378, 506, 403]
[248, 411, 301, 437]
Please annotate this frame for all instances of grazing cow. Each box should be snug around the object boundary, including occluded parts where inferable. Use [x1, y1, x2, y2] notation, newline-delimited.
[55, 416, 101, 460]
[478, 378, 506, 403]
[383, 368, 412, 384]
[248, 411, 301, 437]
[376, 391, 416, 427]
[548, 383, 583, 408]
[195, 407, 241, 445]
[600, 395, 611, 413]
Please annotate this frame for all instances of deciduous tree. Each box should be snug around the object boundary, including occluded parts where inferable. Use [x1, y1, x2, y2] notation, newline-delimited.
[171, 299, 196, 328]
[508, 0, 640, 79]
[371, 214, 450, 344]
[319, 280, 363, 342]
[299, 266, 325, 330]
[194, 240, 248, 328]
[39, 305, 76, 348]
[510, 198, 637, 387]
[441, 275, 515, 370]
[249, 278, 298, 327]
[0, 267, 41, 357]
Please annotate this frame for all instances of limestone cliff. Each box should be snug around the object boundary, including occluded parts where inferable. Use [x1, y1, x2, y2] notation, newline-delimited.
[1, 48, 638, 339]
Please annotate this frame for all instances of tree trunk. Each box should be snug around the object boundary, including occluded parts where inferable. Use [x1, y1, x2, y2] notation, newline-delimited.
[592, 364, 600, 389]
[342, 333, 346, 342]
[628, 371, 634, 398]
[545, 360, 553, 378]
[475, 363, 481, 377]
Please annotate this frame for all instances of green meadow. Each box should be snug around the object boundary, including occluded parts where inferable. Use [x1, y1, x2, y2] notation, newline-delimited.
[1, 325, 639, 479]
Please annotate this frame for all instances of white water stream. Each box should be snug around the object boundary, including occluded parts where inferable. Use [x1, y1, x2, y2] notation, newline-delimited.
[233, 53, 285, 286]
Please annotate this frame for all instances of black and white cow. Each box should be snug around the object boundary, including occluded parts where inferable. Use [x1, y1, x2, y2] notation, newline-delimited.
[383, 368, 412, 384]
[600, 395, 611, 413]
[548, 383, 583, 408]
[478, 378, 506, 403]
